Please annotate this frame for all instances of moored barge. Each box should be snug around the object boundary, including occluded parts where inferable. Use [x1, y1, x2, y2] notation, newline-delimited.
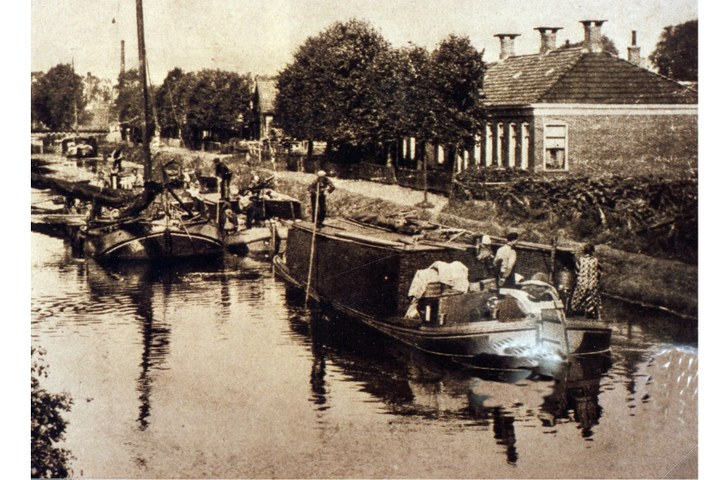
[273, 218, 611, 365]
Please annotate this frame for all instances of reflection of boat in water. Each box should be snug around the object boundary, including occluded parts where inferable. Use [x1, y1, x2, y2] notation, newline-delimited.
[274, 218, 611, 366]
[287, 304, 611, 463]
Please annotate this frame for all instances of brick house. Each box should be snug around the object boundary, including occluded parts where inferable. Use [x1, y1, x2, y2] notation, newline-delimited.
[477, 20, 697, 176]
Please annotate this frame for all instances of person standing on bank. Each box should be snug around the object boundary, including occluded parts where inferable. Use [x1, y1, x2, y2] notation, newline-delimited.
[308, 170, 335, 226]
[494, 232, 519, 288]
[213, 158, 233, 200]
[570, 243, 603, 319]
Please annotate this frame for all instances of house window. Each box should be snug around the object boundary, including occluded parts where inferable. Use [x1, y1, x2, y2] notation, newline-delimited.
[543, 123, 568, 171]
[520, 123, 530, 169]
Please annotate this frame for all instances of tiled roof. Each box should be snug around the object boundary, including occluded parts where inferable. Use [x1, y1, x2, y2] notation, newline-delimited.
[483, 48, 585, 106]
[256, 77, 278, 114]
[483, 48, 697, 106]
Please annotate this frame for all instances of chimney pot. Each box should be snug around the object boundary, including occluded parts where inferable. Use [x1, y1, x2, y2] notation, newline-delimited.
[535, 27, 563, 55]
[580, 20, 607, 53]
[495, 33, 521, 61]
[627, 30, 642, 65]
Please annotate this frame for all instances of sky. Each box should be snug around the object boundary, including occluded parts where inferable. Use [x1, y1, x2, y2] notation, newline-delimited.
[31, 0, 699, 84]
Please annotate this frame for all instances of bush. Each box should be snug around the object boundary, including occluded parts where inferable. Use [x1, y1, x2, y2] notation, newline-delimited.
[450, 169, 698, 263]
[31, 347, 73, 478]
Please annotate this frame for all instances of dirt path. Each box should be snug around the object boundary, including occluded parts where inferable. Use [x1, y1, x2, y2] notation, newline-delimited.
[267, 170, 449, 219]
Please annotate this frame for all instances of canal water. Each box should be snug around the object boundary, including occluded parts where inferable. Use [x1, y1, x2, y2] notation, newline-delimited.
[31, 230, 698, 478]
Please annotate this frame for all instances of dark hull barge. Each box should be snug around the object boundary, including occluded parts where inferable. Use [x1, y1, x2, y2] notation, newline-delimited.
[273, 218, 611, 366]
[83, 217, 224, 261]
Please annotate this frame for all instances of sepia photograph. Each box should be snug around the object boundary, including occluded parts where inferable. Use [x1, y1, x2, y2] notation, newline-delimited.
[28, 0, 701, 478]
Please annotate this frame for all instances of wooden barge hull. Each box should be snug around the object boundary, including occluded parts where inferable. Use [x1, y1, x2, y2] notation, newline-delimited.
[84, 222, 224, 261]
[274, 255, 608, 360]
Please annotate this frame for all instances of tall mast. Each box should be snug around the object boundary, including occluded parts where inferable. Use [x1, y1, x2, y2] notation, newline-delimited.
[135, 0, 152, 181]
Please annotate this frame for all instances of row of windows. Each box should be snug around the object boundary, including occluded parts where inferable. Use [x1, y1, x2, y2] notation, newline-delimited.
[399, 122, 569, 172]
[484, 121, 568, 171]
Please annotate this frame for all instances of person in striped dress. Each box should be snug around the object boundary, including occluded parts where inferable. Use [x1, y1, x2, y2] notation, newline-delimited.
[570, 243, 602, 319]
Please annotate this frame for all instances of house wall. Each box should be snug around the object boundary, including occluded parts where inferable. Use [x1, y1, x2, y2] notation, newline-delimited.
[532, 106, 697, 177]
[484, 105, 697, 177]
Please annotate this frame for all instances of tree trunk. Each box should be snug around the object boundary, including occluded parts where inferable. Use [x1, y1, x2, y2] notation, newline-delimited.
[448, 142, 458, 206]
[307, 139, 314, 173]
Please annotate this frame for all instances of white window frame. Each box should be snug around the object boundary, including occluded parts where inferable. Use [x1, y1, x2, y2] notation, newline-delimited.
[543, 122, 569, 171]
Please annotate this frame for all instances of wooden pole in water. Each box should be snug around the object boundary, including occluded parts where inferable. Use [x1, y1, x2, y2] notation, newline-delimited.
[305, 181, 321, 306]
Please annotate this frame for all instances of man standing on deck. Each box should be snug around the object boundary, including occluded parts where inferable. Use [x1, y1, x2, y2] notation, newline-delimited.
[214, 158, 233, 200]
[308, 170, 335, 226]
[494, 232, 519, 288]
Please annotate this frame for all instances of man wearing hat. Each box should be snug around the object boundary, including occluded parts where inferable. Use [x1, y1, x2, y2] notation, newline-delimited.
[213, 158, 233, 200]
[494, 232, 519, 288]
[307, 170, 335, 226]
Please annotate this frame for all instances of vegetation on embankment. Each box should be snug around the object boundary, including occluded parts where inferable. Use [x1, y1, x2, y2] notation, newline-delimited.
[453, 168, 698, 263]
[273, 173, 698, 319]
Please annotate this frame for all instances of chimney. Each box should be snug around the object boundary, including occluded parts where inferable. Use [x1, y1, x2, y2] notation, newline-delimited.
[120, 40, 126, 76]
[627, 30, 642, 65]
[580, 20, 607, 53]
[495, 33, 521, 60]
[535, 27, 563, 55]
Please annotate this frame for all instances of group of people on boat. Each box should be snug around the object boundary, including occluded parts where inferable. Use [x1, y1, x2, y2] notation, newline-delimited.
[471, 231, 602, 319]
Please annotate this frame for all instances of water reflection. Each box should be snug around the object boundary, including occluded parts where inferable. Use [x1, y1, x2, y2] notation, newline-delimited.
[31, 231, 698, 477]
[284, 285, 611, 462]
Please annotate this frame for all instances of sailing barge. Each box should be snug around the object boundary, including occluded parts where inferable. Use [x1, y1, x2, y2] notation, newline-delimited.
[273, 218, 611, 365]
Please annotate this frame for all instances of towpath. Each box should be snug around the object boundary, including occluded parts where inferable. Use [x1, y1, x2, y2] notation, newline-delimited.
[266, 169, 449, 219]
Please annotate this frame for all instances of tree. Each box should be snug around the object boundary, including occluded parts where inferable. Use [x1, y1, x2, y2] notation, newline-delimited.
[155, 68, 193, 139]
[649, 20, 698, 81]
[31, 64, 86, 130]
[184, 69, 253, 144]
[428, 35, 486, 152]
[274, 19, 393, 158]
[113, 68, 153, 142]
[31, 347, 74, 478]
[81, 72, 113, 127]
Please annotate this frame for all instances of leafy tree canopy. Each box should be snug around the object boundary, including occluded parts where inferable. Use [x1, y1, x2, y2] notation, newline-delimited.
[155, 67, 193, 137]
[184, 69, 253, 138]
[274, 19, 392, 145]
[649, 19, 698, 81]
[113, 68, 153, 133]
[31, 64, 86, 130]
[428, 34, 486, 145]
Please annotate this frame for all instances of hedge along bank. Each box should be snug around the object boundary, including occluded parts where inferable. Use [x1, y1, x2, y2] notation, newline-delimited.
[272, 172, 697, 319]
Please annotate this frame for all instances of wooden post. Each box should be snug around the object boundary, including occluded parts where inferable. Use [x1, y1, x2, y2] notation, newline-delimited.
[448, 143, 458, 206]
[550, 236, 558, 286]
[305, 182, 321, 306]
[423, 153, 429, 205]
